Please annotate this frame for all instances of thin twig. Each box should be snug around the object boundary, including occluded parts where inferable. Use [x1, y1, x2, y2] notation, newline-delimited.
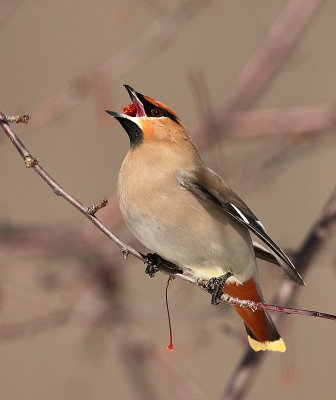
[223, 296, 336, 321]
[1, 114, 335, 325]
[0, 112, 140, 260]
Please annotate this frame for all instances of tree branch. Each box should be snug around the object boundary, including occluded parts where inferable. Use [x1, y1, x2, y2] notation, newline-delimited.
[1, 113, 336, 325]
[0, 112, 140, 261]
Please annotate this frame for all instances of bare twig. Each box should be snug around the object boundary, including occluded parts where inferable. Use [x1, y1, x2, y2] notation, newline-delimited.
[1, 114, 335, 324]
[221, 186, 336, 400]
[222, 296, 336, 321]
[0, 112, 140, 260]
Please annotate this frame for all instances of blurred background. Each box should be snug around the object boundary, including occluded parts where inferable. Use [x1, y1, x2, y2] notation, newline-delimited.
[1, 0, 336, 399]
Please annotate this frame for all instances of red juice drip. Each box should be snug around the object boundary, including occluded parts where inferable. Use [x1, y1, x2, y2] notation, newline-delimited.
[165, 277, 174, 351]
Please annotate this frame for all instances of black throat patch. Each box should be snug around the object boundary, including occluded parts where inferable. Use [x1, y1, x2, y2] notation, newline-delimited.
[115, 117, 143, 147]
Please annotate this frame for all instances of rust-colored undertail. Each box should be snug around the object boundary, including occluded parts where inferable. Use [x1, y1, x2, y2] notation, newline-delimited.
[225, 278, 286, 352]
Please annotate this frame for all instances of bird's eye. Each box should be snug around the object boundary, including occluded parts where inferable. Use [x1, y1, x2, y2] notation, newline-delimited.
[151, 108, 162, 117]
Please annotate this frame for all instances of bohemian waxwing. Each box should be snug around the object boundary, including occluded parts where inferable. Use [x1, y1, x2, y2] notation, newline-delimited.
[106, 85, 304, 352]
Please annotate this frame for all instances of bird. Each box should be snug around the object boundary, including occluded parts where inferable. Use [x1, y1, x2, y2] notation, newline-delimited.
[106, 85, 305, 352]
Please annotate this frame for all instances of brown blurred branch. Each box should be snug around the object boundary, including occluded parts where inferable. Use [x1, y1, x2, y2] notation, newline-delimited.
[27, 0, 208, 129]
[120, 336, 208, 400]
[0, 297, 209, 400]
[0, 309, 71, 341]
[195, 0, 324, 144]
[226, 104, 336, 139]
[5, 0, 329, 155]
[0, 0, 22, 25]
[221, 185, 336, 400]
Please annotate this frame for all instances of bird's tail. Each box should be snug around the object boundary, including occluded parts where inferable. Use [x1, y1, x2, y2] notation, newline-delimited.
[225, 278, 286, 352]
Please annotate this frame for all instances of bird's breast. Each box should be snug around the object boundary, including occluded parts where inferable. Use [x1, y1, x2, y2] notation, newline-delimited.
[117, 150, 255, 282]
[118, 162, 188, 252]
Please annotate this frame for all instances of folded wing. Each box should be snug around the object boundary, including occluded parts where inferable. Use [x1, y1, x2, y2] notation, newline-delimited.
[178, 168, 304, 286]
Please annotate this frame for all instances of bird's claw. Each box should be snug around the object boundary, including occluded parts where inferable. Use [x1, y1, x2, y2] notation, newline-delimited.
[143, 253, 183, 278]
[206, 272, 233, 305]
[144, 253, 162, 278]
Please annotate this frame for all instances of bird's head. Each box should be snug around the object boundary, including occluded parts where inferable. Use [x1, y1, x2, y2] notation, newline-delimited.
[106, 85, 188, 148]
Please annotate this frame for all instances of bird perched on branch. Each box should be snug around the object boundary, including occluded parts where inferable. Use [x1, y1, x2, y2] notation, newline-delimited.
[106, 85, 304, 352]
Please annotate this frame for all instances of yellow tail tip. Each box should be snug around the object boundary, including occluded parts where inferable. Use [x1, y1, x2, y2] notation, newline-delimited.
[248, 336, 286, 352]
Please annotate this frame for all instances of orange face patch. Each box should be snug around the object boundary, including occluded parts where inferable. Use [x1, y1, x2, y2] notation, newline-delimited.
[139, 118, 153, 140]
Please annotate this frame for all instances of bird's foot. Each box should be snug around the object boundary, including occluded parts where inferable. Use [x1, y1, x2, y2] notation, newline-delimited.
[143, 253, 162, 277]
[143, 253, 183, 278]
[206, 272, 233, 305]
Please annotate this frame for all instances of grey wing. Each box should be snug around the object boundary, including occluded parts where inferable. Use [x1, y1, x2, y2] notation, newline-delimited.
[253, 241, 279, 266]
[178, 169, 305, 286]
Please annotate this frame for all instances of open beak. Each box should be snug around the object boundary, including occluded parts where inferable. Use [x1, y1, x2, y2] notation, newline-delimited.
[124, 85, 146, 117]
[105, 85, 146, 119]
[105, 85, 145, 147]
